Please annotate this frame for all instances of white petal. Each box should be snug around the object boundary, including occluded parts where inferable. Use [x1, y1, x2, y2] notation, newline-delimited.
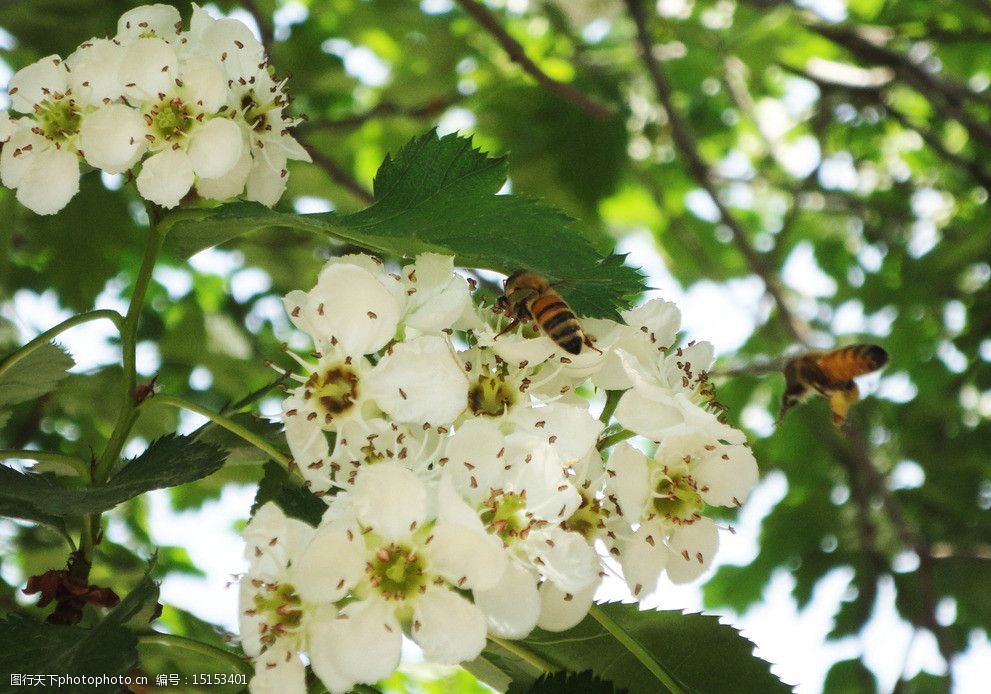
[509, 442, 581, 520]
[305, 606, 356, 694]
[238, 579, 266, 658]
[280, 133, 311, 162]
[622, 299, 681, 348]
[512, 403, 604, 463]
[526, 527, 599, 593]
[473, 561, 541, 639]
[1, 128, 45, 189]
[352, 463, 427, 539]
[437, 473, 485, 531]
[119, 38, 179, 101]
[196, 147, 252, 201]
[620, 520, 668, 599]
[117, 4, 183, 42]
[249, 646, 306, 694]
[200, 16, 265, 80]
[180, 55, 228, 113]
[606, 443, 650, 520]
[308, 262, 401, 355]
[484, 330, 558, 366]
[293, 523, 364, 603]
[367, 336, 468, 425]
[188, 117, 243, 178]
[537, 579, 597, 632]
[412, 587, 488, 665]
[67, 39, 126, 105]
[695, 443, 758, 507]
[666, 517, 719, 584]
[136, 148, 195, 208]
[0, 113, 14, 143]
[312, 598, 402, 685]
[282, 399, 332, 492]
[407, 275, 470, 335]
[8, 55, 67, 113]
[16, 147, 80, 215]
[245, 150, 288, 207]
[242, 501, 313, 579]
[80, 104, 148, 173]
[442, 418, 506, 493]
[614, 387, 684, 441]
[429, 523, 506, 592]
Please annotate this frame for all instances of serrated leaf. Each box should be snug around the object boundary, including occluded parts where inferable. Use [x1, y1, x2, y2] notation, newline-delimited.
[507, 670, 627, 694]
[194, 412, 288, 466]
[472, 604, 790, 694]
[251, 461, 326, 527]
[0, 342, 75, 408]
[167, 131, 645, 319]
[0, 434, 225, 519]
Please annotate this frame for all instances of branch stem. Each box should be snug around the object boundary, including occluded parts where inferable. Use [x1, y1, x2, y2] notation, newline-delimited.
[487, 635, 557, 675]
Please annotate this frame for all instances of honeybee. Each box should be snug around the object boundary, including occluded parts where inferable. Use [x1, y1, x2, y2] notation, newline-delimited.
[778, 344, 889, 428]
[495, 270, 596, 355]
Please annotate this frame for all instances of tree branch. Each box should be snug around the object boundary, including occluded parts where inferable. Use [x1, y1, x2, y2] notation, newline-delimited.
[305, 96, 457, 131]
[453, 0, 613, 120]
[624, 0, 810, 346]
[303, 145, 375, 204]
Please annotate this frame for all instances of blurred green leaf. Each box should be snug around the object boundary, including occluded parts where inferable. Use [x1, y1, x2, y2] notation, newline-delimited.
[0, 342, 74, 409]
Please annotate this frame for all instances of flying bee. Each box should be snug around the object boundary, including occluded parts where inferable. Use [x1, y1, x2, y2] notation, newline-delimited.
[495, 270, 597, 355]
[778, 344, 889, 428]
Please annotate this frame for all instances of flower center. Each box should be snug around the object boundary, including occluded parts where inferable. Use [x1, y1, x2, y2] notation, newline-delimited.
[36, 98, 82, 142]
[367, 543, 427, 600]
[250, 581, 303, 649]
[651, 469, 703, 523]
[563, 487, 609, 540]
[304, 364, 360, 419]
[148, 97, 193, 141]
[480, 492, 531, 543]
[468, 372, 516, 417]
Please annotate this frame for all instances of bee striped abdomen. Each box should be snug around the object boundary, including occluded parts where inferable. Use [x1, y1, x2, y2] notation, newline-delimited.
[528, 292, 583, 355]
[818, 344, 889, 382]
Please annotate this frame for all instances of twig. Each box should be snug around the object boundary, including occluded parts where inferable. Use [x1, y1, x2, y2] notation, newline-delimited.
[624, 0, 810, 346]
[453, 0, 613, 120]
[303, 145, 375, 204]
[305, 96, 457, 131]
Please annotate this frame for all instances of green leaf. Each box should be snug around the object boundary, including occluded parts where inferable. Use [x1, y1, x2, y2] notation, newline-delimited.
[167, 131, 646, 319]
[473, 604, 790, 694]
[0, 613, 137, 693]
[507, 670, 628, 694]
[0, 342, 75, 408]
[0, 434, 226, 519]
[252, 461, 326, 527]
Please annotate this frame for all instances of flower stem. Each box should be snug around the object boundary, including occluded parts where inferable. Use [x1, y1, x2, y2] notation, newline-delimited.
[93, 223, 167, 485]
[143, 394, 292, 469]
[588, 605, 686, 694]
[596, 428, 636, 451]
[136, 632, 252, 675]
[487, 635, 558, 675]
[599, 389, 623, 424]
[0, 449, 91, 481]
[0, 309, 123, 376]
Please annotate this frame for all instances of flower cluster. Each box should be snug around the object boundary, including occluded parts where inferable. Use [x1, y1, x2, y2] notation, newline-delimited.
[240, 254, 759, 693]
[0, 4, 308, 215]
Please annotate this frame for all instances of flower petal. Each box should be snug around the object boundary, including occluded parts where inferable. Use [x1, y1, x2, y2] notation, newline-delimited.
[606, 443, 650, 521]
[526, 526, 599, 593]
[197, 148, 252, 201]
[412, 586, 488, 664]
[80, 104, 148, 174]
[367, 336, 468, 425]
[249, 645, 306, 694]
[620, 519, 668, 599]
[695, 443, 758, 508]
[16, 147, 80, 215]
[512, 403, 604, 463]
[119, 37, 179, 101]
[188, 117, 244, 178]
[472, 561, 540, 639]
[429, 522, 506, 592]
[442, 418, 506, 493]
[352, 463, 427, 539]
[8, 55, 67, 113]
[307, 262, 401, 355]
[182, 55, 228, 113]
[666, 517, 719, 584]
[136, 148, 194, 208]
[537, 578, 597, 632]
[117, 4, 183, 42]
[293, 522, 364, 603]
[67, 39, 126, 106]
[309, 599, 401, 687]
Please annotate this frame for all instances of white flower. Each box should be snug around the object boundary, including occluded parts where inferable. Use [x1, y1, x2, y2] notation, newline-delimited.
[400, 254, 471, 335]
[66, 40, 127, 106]
[117, 4, 183, 43]
[294, 467, 501, 691]
[7, 54, 68, 115]
[588, 298, 681, 390]
[136, 148, 195, 209]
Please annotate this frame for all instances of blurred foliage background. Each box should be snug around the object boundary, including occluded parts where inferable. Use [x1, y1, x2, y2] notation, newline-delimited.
[1, 0, 989, 692]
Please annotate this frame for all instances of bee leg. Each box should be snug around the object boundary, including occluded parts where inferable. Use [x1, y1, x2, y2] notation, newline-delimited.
[494, 318, 522, 340]
[582, 334, 603, 355]
[829, 382, 860, 429]
[776, 383, 808, 425]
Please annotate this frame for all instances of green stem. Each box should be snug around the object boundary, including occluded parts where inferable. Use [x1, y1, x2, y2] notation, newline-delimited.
[596, 428, 636, 451]
[0, 449, 90, 481]
[136, 632, 252, 675]
[599, 389, 623, 424]
[93, 223, 167, 485]
[589, 606, 686, 694]
[0, 309, 123, 376]
[144, 394, 292, 468]
[488, 636, 557, 675]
